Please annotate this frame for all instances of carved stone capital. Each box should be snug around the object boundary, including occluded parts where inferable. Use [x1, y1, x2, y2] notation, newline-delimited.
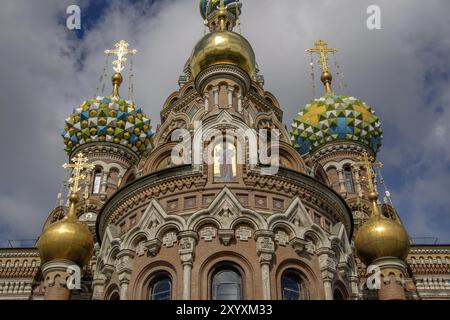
[218, 229, 235, 246]
[289, 237, 308, 255]
[145, 239, 162, 257]
[101, 263, 115, 280]
[259, 253, 273, 265]
[255, 231, 275, 255]
[180, 253, 195, 267]
[178, 231, 198, 255]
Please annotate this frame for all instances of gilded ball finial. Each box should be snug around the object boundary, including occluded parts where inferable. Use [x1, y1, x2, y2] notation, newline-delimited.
[368, 192, 378, 202]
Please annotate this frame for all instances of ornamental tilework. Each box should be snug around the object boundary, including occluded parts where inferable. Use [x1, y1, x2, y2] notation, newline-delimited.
[291, 94, 382, 155]
[62, 96, 153, 155]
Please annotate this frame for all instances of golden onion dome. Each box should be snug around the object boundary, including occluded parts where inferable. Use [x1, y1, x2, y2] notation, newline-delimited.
[355, 193, 410, 266]
[190, 30, 256, 79]
[37, 194, 94, 267]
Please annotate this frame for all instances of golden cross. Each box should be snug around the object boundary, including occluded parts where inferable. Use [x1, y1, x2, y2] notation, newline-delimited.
[352, 151, 383, 193]
[105, 40, 137, 73]
[306, 39, 337, 73]
[63, 153, 95, 194]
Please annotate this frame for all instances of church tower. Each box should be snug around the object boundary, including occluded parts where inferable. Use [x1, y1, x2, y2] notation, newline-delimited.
[58, 41, 153, 236]
[291, 40, 383, 229]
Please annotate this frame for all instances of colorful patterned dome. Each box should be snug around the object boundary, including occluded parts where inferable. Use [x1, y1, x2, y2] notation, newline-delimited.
[200, 0, 240, 19]
[291, 94, 382, 155]
[62, 96, 153, 155]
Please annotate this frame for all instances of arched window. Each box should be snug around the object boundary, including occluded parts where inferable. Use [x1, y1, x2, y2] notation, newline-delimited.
[211, 266, 243, 300]
[213, 140, 237, 183]
[109, 291, 120, 300]
[281, 271, 305, 300]
[149, 275, 172, 300]
[92, 168, 102, 194]
[333, 289, 345, 300]
[343, 166, 354, 193]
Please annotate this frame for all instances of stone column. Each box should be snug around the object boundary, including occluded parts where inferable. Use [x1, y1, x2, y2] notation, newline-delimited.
[92, 273, 107, 300]
[317, 248, 337, 300]
[116, 249, 135, 300]
[213, 86, 219, 108]
[227, 87, 234, 108]
[255, 230, 275, 300]
[204, 92, 210, 112]
[100, 170, 110, 194]
[237, 94, 243, 113]
[337, 169, 346, 194]
[42, 260, 77, 300]
[178, 231, 197, 300]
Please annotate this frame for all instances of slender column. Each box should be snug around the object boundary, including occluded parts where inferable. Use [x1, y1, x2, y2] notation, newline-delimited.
[116, 249, 134, 300]
[317, 248, 337, 300]
[237, 94, 243, 113]
[255, 230, 275, 300]
[100, 170, 109, 194]
[178, 231, 197, 300]
[92, 274, 107, 300]
[204, 92, 210, 112]
[227, 87, 234, 108]
[337, 169, 346, 193]
[213, 86, 219, 108]
[181, 254, 194, 300]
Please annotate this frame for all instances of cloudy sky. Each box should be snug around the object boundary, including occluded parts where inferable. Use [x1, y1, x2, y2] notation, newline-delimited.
[0, 0, 449, 246]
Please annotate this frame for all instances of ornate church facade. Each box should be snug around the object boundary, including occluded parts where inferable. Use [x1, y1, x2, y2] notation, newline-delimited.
[0, 0, 449, 300]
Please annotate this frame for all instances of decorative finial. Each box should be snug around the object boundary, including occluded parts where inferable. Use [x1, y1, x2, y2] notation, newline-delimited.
[63, 153, 95, 194]
[306, 40, 337, 94]
[62, 153, 95, 220]
[217, 0, 228, 31]
[352, 151, 383, 217]
[105, 40, 138, 96]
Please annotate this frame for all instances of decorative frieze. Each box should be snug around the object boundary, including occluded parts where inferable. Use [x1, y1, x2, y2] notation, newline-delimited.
[200, 227, 217, 242]
[235, 227, 252, 241]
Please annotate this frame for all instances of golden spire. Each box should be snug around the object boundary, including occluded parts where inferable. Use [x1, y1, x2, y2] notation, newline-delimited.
[352, 151, 383, 217]
[62, 153, 95, 220]
[105, 40, 138, 96]
[306, 40, 337, 94]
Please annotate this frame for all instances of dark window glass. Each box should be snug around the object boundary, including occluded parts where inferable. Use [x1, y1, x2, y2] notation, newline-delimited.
[344, 167, 354, 193]
[212, 268, 242, 300]
[282, 274, 303, 300]
[334, 289, 344, 300]
[150, 277, 172, 300]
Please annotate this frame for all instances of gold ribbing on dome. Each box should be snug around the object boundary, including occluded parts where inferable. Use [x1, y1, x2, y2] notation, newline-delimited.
[105, 40, 138, 96]
[37, 153, 95, 267]
[306, 40, 337, 94]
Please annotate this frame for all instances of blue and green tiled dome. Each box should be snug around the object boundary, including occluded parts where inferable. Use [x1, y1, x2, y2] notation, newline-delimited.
[62, 96, 153, 155]
[291, 94, 383, 155]
[200, 0, 240, 19]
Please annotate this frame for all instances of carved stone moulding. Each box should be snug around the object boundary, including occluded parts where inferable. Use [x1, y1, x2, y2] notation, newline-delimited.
[195, 64, 251, 96]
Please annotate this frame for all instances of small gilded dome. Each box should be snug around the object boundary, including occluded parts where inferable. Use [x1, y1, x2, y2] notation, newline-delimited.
[190, 30, 256, 79]
[355, 214, 410, 266]
[62, 96, 153, 155]
[291, 94, 383, 155]
[37, 195, 94, 267]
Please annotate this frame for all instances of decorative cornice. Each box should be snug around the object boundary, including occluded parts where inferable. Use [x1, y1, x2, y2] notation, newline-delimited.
[195, 64, 251, 95]
[311, 141, 375, 163]
[72, 142, 140, 166]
